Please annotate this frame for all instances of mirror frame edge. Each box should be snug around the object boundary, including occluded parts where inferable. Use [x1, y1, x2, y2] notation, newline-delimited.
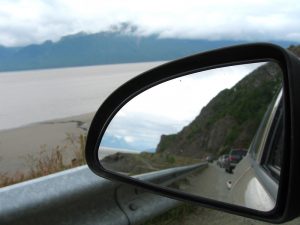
[85, 43, 300, 223]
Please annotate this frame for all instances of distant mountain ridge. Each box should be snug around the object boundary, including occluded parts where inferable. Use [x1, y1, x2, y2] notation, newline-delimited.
[0, 27, 298, 72]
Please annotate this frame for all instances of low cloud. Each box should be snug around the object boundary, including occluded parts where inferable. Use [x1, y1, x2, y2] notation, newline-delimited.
[0, 0, 300, 46]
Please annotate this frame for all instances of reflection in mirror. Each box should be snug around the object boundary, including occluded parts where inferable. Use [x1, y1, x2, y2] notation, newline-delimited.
[99, 61, 283, 212]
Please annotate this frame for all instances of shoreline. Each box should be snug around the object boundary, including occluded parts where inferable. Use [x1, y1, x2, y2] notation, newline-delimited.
[0, 61, 167, 185]
[0, 112, 95, 133]
[0, 112, 94, 176]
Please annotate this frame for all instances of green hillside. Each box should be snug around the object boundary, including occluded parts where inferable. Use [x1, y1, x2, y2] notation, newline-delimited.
[156, 61, 284, 158]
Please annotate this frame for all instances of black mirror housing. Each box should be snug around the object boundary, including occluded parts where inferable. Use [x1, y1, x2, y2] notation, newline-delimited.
[85, 43, 300, 223]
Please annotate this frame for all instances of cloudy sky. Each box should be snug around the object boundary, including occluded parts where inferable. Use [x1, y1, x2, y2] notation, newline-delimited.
[101, 62, 266, 152]
[0, 0, 300, 47]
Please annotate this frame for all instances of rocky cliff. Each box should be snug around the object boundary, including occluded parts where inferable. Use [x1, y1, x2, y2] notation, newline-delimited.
[156, 61, 283, 158]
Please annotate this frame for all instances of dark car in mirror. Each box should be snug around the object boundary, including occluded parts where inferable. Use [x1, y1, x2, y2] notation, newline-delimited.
[85, 43, 300, 223]
[224, 148, 247, 173]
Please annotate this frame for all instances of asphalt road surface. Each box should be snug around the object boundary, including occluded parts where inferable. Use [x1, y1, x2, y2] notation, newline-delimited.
[177, 162, 232, 203]
[157, 162, 300, 225]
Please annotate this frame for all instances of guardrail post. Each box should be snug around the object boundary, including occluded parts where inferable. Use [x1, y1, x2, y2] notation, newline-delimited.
[116, 184, 179, 225]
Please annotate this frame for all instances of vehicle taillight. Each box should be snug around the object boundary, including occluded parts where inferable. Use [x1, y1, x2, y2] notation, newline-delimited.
[229, 156, 237, 161]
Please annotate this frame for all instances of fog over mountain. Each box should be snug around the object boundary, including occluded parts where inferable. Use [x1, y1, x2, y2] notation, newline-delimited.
[0, 24, 298, 72]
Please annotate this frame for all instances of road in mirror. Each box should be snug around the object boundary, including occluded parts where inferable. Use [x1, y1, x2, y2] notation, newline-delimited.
[99, 61, 283, 212]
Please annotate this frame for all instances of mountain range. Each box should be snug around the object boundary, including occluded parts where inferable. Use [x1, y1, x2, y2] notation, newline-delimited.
[0, 28, 298, 72]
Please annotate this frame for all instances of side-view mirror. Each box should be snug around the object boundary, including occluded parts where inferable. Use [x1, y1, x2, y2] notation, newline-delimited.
[85, 43, 300, 223]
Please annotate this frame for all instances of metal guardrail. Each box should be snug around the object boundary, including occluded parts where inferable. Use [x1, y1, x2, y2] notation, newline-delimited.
[0, 163, 207, 225]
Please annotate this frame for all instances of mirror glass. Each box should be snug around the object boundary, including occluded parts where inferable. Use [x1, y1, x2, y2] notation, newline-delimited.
[99, 61, 283, 212]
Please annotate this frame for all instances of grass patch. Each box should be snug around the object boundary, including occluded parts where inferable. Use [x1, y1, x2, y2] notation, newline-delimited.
[0, 134, 86, 188]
